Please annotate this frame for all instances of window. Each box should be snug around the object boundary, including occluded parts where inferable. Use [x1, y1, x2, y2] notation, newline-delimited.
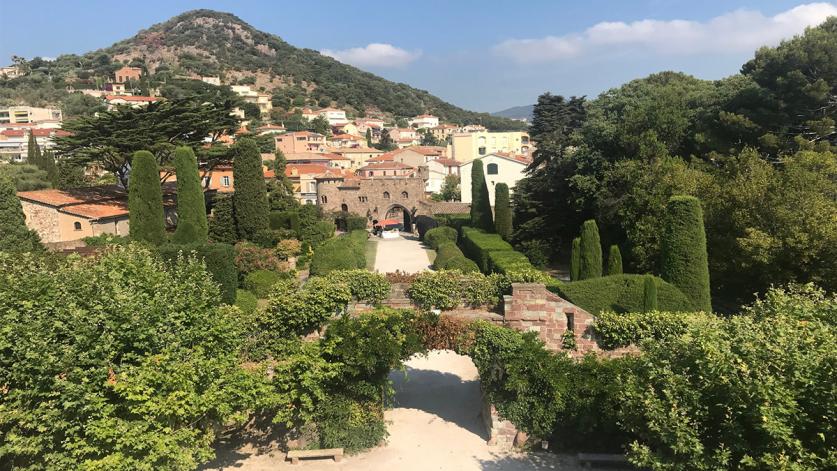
[401, 191, 408, 199]
[478, 147, 486, 155]
[487, 163, 498, 175]
[383, 191, 390, 199]
[358, 196, 368, 203]
[221, 176, 230, 187]
[321, 195, 328, 204]
[522, 136, 529, 144]
[565, 312, 575, 332]
[201, 176, 210, 187]
[73, 221, 82, 231]
[341, 203, 349, 212]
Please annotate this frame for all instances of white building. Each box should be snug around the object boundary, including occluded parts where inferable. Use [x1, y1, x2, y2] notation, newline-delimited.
[408, 114, 439, 129]
[459, 153, 529, 206]
[0, 106, 63, 124]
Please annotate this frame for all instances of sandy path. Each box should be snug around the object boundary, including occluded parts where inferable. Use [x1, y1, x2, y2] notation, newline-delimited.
[372, 234, 432, 274]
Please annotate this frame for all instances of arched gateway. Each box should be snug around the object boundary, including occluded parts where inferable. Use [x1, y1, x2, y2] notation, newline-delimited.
[316, 177, 427, 231]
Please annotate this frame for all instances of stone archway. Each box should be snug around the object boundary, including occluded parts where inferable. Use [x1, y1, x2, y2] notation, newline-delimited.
[385, 204, 413, 232]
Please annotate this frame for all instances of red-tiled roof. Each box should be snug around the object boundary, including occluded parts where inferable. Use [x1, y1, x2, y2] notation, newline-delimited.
[358, 161, 414, 170]
[105, 95, 159, 102]
[329, 146, 383, 154]
[432, 158, 460, 167]
[333, 133, 361, 140]
[17, 186, 133, 220]
[285, 164, 333, 176]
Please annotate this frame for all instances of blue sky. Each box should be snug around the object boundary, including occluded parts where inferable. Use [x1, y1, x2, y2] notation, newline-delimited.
[1, 1, 835, 112]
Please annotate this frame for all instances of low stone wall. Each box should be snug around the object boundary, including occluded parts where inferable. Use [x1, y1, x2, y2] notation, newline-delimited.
[481, 388, 518, 449]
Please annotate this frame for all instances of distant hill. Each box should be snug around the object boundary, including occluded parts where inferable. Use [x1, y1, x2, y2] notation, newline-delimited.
[493, 104, 534, 122]
[0, 9, 525, 130]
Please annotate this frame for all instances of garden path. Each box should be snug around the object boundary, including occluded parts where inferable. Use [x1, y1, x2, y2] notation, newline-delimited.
[372, 234, 433, 274]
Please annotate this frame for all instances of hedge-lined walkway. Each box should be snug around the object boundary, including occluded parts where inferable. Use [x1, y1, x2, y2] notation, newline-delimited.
[373, 235, 433, 274]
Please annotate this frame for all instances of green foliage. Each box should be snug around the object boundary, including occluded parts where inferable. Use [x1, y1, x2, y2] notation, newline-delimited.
[0, 176, 43, 253]
[83, 234, 130, 247]
[660, 196, 711, 312]
[208, 193, 237, 244]
[493, 183, 512, 240]
[643, 275, 658, 312]
[434, 213, 471, 233]
[313, 395, 387, 453]
[345, 215, 368, 231]
[518, 240, 550, 268]
[743, 283, 837, 327]
[262, 277, 351, 340]
[232, 138, 270, 241]
[487, 250, 536, 275]
[128, 150, 166, 245]
[171, 146, 208, 244]
[407, 271, 503, 310]
[593, 310, 696, 350]
[309, 231, 366, 276]
[233, 241, 288, 276]
[424, 225, 457, 249]
[441, 255, 480, 273]
[0, 163, 51, 191]
[606, 245, 623, 275]
[460, 226, 513, 273]
[550, 274, 693, 315]
[433, 242, 464, 270]
[0, 246, 260, 469]
[243, 269, 287, 298]
[234, 289, 258, 315]
[469, 160, 494, 230]
[432, 174, 461, 202]
[579, 219, 602, 280]
[275, 238, 301, 260]
[570, 237, 581, 281]
[414, 215, 438, 239]
[323, 269, 391, 305]
[157, 242, 238, 304]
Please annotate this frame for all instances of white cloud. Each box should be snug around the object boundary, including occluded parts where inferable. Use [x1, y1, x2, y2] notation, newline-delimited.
[321, 43, 421, 68]
[494, 2, 837, 63]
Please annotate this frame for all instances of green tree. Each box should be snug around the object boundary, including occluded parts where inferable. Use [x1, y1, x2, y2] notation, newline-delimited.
[309, 115, 331, 136]
[375, 129, 396, 151]
[660, 196, 711, 312]
[41, 149, 58, 187]
[494, 183, 512, 240]
[56, 161, 87, 190]
[431, 174, 460, 202]
[208, 193, 237, 244]
[0, 164, 50, 191]
[128, 151, 166, 245]
[0, 176, 42, 252]
[268, 149, 297, 211]
[579, 220, 602, 279]
[26, 131, 41, 168]
[642, 275, 658, 312]
[606, 245, 623, 275]
[365, 128, 373, 147]
[232, 138, 269, 241]
[570, 237, 581, 281]
[469, 160, 493, 231]
[171, 146, 208, 244]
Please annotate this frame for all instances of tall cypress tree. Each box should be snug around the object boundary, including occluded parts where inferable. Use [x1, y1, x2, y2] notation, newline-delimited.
[643, 275, 658, 312]
[570, 237, 581, 281]
[469, 159, 493, 230]
[128, 151, 166, 245]
[41, 149, 59, 187]
[493, 183, 512, 240]
[366, 128, 373, 147]
[232, 138, 269, 241]
[579, 219, 602, 279]
[606, 245, 623, 275]
[0, 176, 43, 252]
[208, 193, 237, 244]
[171, 146, 208, 244]
[660, 195, 712, 312]
[27, 131, 41, 168]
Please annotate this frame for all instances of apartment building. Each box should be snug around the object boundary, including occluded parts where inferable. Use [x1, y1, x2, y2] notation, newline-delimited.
[449, 131, 532, 162]
[0, 106, 62, 124]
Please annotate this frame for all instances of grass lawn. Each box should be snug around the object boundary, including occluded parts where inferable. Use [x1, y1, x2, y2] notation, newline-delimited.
[366, 238, 378, 271]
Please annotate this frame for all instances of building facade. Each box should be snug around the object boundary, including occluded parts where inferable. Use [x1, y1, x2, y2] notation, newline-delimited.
[450, 131, 532, 162]
[317, 177, 427, 225]
[459, 153, 529, 206]
[0, 106, 63, 124]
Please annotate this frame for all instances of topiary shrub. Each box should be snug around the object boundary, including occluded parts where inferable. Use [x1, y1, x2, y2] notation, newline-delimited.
[570, 237, 581, 281]
[171, 146, 208, 244]
[232, 138, 270, 241]
[345, 215, 368, 231]
[460, 226, 513, 273]
[549, 274, 693, 315]
[128, 150, 166, 245]
[494, 183, 512, 240]
[309, 232, 366, 276]
[209, 193, 237, 244]
[442, 255, 480, 273]
[244, 269, 287, 298]
[235, 289, 258, 315]
[158, 242, 238, 305]
[324, 269, 390, 304]
[579, 220, 602, 279]
[643, 274, 658, 312]
[424, 226, 457, 249]
[433, 242, 464, 269]
[606, 245, 623, 275]
[660, 196, 711, 312]
[469, 160, 494, 231]
[415, 215, 439, 240]
[487, 250, 536, 274]
[435, 213, 470, 234]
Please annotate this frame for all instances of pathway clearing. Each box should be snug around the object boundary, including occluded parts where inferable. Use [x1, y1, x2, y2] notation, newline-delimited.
[372, 234, 432, 274]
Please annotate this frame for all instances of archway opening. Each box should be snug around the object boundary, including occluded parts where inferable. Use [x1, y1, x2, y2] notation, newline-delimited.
[385, 205, 413, 232]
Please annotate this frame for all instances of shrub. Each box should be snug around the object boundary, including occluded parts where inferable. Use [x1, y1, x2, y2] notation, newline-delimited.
[264, 277, 351, 339]
[269, 209, 298, 232]
[424, 226, 457, 249]
[606, 245, 623, 275]
[460, 226, 513, 273]
[414, 215, 438, 239]
[234, 241, 289, 276]
[275, 238, 302, 260]
[314, 395, 387, 453]
[660, 196, 711, 312]
[433, 242, 464, 269]
[435, 213, 470, 233]
[171, 146, 208, 244]
[252, 228, 282, 248]
[519, 240, 550, 268]
[487, 250, 535, 274]
[83, 234, 130, 247]
[411, 312, 474, 351]
[235, 289, 258, 314]
[244, 269, 287, 298]
[232, 138, 270, 241]
[593, 310, 695, 349]
[158, 242, 238, 305]
[309, 232, 366, 276]
[407, 271, 502, 310]
[579, 220, 602, 279]
[549, 274, 693, 315]
[304, 220, 336, 247]
[494, 183, 512, 240]
[570, 237, 581, 281]
[442, 255, 480, 273]
[345, 215, 368, 231]
[469, 160, 494, 231]
[209, 193, 237, 244]
[128, 150, 166, 245]
[460, 273, 504, 307]
[0, 176, 43, 253]
[324, 269, 391, 304]
[643, 275, 658, 311]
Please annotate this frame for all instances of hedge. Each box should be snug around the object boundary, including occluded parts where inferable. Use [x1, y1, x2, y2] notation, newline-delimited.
[269, 210, 298, 232]
[243, 269, 288, 298]
[661, 196, 712, 312]
[549, 274, 693, 315]
[593, 310, 695, 350]
[487, 250, 535, 274]
[459, 226, 513, 273]
[442, 256, 480, 273]
[234, 289, 258, 315]
[309, 230, 367, 276]
[346, 215, 368, 231]
[323, 269, 391, 304]
[158, 243, 237, 305]
[414, 215, 438, 240]
[424, 226, 457, 249]
[434, 213, 470, 234]
[433, 243, 464, 269]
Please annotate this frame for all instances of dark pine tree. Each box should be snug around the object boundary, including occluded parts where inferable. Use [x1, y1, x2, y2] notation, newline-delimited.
[494, 183, 512, 240]
[171, 146, 208, 244]
[0, 176, 43, 252]
[606, 244, 623, 275]
[366, 128, 373, 147]
[232, 138, 269, 241]
[579, 219, 602, 279]
[570, 237, 581, 281]
[643, 275, 658, 312]
[661, 195, 712, 312]
[27, 131, 42, 168]
[128, 150, 166, 245]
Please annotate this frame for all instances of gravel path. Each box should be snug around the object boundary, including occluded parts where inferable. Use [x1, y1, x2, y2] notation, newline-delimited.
[372, 234, 432, 274]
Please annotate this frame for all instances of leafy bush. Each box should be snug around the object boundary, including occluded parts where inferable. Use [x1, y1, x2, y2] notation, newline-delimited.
[660, 195, 711, 312]
[414, 215, 438, 239]
[252, 228, 281, 248]
[235, 288, 258, 314]
[411, 312, 474, 351]
[743, 283, 837, 326]
[83, 234, 131, 246]
[262, 277, 351, 340]
[234, 241, 289, 276]
[345, 215, 368, 231]
[460, 226, 513, 273]
[442, 255, 480, 273]
[424, 226, 457, 249]
[519, 240, 550, 268]
[309, 231, 366, 276]
[593, 311, 696, 350]
[158, 242, 238, 304]
[314, 395, 387, 453]
[433, 242, 464, 269]
[269, 209, 298, 232]
[487, 250, 536, 274]
[275, 238, 302, 260]
[324, 269, 391, 304]
[243, 269, 289, 298]
[407, 271, 503, 310]
[302, 220, 335, 247]
[549, 274, 693, 314]
[434, 213, 470, 233]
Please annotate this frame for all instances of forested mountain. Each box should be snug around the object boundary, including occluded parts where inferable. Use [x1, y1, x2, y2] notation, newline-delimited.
[493, 104, 534, 121]
[0, 10, 524, 130]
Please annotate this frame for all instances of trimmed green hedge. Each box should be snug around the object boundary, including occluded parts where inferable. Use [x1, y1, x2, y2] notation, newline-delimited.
[487, 250, 535, 274]
[442, 255, 480, 273]
[434, 213, 470, 234]
[309, 230, 367, 276]
[548, 274, 694, 315]
[433, 243, 464, 269]
[346, 215, 368, 231]
[593, 311, 696, 350]
[158, 242, 237, 305]
[424, 226, 457, 249]
[243, 269, 288, 298]
[460, 226, 513, 273]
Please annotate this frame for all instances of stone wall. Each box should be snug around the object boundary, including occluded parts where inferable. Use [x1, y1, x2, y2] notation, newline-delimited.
[20, 200, 61, 243]
[317, 177, 428, 223]
[482, 388, 518, 449]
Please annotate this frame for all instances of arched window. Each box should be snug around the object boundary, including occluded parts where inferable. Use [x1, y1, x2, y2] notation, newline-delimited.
[73, 221, 82, 231]
[383, 191, 390, 199]
[341, 203, 349, 212]
[321, 195, 328, 204]
[401, 191, 408, 199]
[487, 163, 499, 175]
